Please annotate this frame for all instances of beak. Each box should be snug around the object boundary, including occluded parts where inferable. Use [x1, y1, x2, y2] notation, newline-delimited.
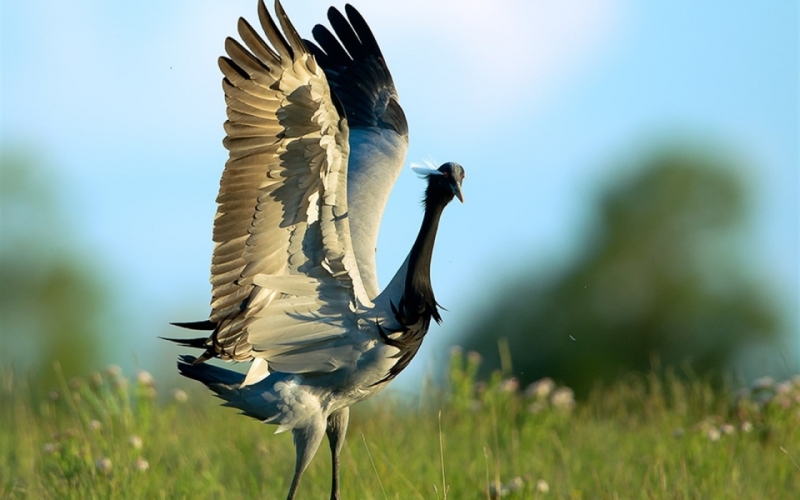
[454, 183, 464, 203]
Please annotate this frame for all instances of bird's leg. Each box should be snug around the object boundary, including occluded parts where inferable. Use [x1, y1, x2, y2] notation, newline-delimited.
[286, 419, 326, 500]
[326, 407, 350, 500]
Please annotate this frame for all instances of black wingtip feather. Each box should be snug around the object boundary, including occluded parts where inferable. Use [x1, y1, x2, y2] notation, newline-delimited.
[170, 320, 217, 331]
[344, 4, 381, 55]
[309, 3, 404, 134]
[327, 6, 363, 59]
[311, 24, 351, 64]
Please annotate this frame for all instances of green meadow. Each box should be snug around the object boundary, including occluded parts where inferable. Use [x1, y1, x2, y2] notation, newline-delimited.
[2, 352, 798, 499]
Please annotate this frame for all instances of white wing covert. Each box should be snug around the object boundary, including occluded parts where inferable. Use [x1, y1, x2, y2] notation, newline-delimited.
[205, 0, 371, 374]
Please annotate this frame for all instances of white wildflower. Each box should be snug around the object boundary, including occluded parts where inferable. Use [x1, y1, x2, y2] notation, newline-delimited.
[499, 378, 519, 393]
[129, 435, 143, 450]
[466, 351, 482, 364]
[507, 476, 524, 491]
[536, 479, 550, 493]
[525, 378, 555, 400]
[105, 365, 122, 378]
[136, 370, 155, 387]
[551, 387, 575, 410]
[96, 457, 113, 474]
[172, 388, 188, 403]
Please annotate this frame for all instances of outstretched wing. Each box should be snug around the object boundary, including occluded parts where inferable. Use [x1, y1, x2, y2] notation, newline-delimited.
[304, 5, 409, 299]
[200, 0, 370, 374]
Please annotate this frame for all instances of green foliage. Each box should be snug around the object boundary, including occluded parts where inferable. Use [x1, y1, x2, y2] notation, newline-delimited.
[459, 147, 782, 396]
[1, 354, 798, 499]
[0, 151, 111, 390]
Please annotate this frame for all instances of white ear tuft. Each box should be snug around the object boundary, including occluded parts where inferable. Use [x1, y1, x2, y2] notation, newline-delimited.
[411, 162, 443, 178]
[423, 158, 439, 170]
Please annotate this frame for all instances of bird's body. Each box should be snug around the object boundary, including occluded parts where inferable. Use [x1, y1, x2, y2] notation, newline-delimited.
[168, 2, 464, 498]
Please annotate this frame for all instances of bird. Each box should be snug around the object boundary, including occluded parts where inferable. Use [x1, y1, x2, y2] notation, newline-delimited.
[166, 1, 464, 499]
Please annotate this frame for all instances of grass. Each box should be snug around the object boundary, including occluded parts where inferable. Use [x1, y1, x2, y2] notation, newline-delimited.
[1, 351, 798, 499]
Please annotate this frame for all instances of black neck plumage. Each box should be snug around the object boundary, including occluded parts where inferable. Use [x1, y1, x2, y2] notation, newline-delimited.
[403, 189, 452, 324]
[373, 185, 453, 385]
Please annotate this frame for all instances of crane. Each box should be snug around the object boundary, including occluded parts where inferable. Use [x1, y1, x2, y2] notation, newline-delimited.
[167, 1, 464, 498]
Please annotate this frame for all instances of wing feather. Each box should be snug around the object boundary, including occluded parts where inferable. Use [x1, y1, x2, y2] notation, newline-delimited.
[258, 0, 293, 60]
[238, 18, 279, 63]
[274, 0, 308, 57]
[199, 0, 371, 373]
[304, 5, 409, 299]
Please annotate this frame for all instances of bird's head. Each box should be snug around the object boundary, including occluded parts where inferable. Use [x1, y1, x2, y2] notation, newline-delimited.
[412, 162, 465, 205]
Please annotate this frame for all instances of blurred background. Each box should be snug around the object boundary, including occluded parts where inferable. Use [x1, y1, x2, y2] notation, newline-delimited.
[1, 0, 797, 395]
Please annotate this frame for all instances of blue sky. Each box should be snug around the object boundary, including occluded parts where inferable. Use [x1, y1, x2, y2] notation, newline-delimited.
[2, 0, 797, 384]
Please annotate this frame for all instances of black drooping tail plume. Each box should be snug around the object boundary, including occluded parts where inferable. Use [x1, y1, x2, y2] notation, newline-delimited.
[177, 355, 272, 421]
[177, 355, 243, 387]
[162, 320, 218, 360]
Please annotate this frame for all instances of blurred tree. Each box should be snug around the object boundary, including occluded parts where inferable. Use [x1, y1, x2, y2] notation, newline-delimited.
[458, 147, 779, 397]
[0, 150, 110, 390]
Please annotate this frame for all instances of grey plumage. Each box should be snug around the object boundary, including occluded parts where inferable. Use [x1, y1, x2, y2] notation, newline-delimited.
[168, 2, 464, 499]
[305, 4, 409, 299]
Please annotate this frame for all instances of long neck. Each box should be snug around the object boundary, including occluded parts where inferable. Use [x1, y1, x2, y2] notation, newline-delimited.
[403, 199, 447, 321]
[372, 192, 449, 385]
